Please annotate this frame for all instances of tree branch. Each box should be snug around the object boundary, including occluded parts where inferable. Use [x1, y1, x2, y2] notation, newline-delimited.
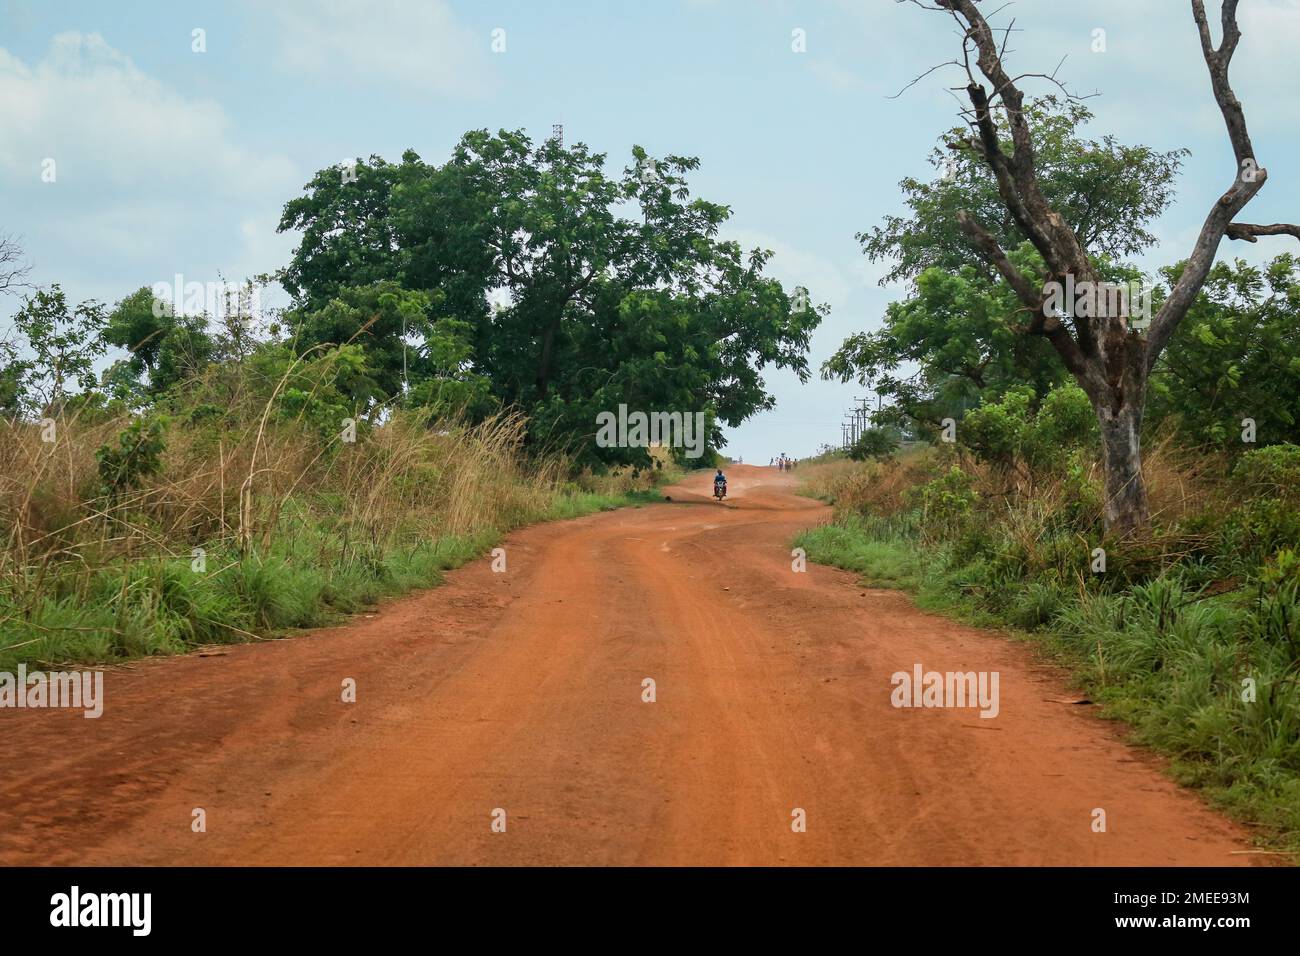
[954, 211, 1088, 378]
[1146, 0, 1268, 368]
[954, 211, 1038, 308]
[1226, 222, 1300, 243]
[938, 0, 1093, 283]
[1192, 0, 1252, 167]
[0, 234, 32, 297]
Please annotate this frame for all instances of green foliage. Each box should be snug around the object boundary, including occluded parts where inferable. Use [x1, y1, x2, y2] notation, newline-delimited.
[247, 342, 376, 440]
[960, 386, 1035, 469]
[960, 383, 1096, 472]
[848, 426, 901, 461]
[0, 338, 29, 416]
[859, 98, 1187, 287]
[9, 284, 106, 414]
[95, 416, 167, 498]
[279, 154, 411, 310]
[103, 286, 217, 395]
[1232, 442, 1300, 497]
[286, 281, 493, 410]
[907, 466, 977, 537]
[1251, 549, 1300, 653]
[1059, 450, 1105, 527]
[1149, 255, 1300, 448]
[1034, 382, 1097, 454]
[1224, 445, 1300, 560]
[824, 255, 1069, 431]
[280, 130, 822, 466]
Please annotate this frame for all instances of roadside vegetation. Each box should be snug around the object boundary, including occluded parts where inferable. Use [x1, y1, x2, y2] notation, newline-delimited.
[805, 10, 1300, 858]
[0, 398, 675, 673]
[796, 430, 1300, 857]
[1, 126, 827, 670]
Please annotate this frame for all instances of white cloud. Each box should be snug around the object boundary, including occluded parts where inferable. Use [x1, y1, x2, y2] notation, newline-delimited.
[0, 32, 298, 299]
[727, 228, 854, 314]
[263, 0, 493, 96]
[0, 32, 294, 195]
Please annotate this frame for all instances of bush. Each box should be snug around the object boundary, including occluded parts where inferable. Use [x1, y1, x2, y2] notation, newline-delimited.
[1032, 384, 1097, 466]
[1233, 443, 1300, 499]
[848, 426, 901, 461]
[960, 386, 1033, 470]
[906, 466, 977, 539]
[959, 383, 1096, 474]
[95, 416, 167, 498]
[1226, 444, 1300, 559]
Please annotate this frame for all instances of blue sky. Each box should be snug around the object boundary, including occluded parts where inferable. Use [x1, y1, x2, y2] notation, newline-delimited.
[2, 0, 1299, 460]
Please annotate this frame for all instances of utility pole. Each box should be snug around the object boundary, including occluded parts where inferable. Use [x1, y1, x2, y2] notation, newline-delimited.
[856, 397, 873, 440]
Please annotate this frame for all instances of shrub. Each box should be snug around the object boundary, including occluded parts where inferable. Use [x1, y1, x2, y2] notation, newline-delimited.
[907, 466, 978, 539]
[1233, 443, 1300, 499]
[95, 416, 167, 499]
[1226, 444, 1300, 559]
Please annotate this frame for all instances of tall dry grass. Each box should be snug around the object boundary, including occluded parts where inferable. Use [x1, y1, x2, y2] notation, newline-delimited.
[0, 396, 665, 669]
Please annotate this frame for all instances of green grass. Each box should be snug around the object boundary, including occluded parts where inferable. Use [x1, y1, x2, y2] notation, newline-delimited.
[0, 485, 664, 673]
[794, 516, 922, 589]
[796, 516, 1300, 860]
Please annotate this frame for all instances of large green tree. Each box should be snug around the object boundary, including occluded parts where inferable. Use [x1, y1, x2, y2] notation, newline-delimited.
[841, 0, 1300, 534]
[860, 99, 1186, 289]
[826, 100, 1183, 437]
[103, 286, 217, 396]
[279, 130, 822, 464]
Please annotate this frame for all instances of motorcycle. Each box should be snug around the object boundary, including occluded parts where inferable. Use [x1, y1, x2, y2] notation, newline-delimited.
[714, 480, 727, 501]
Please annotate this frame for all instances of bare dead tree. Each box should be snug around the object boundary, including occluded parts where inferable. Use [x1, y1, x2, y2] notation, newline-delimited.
[912, 0, 1299, 535]
[0, 234, 31, 298]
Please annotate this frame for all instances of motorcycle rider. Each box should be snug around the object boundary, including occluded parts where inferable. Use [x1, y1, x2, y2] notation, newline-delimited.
[714, 468, 727, 497]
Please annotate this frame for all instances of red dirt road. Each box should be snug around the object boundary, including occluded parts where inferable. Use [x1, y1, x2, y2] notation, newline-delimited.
[0, 465, 1265, 865]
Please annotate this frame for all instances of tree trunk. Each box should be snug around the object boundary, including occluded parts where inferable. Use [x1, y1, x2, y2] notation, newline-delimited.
[1096, 400, 1149, 537]
[934, 0, 1300, 537]
[536, 318, 558, 397]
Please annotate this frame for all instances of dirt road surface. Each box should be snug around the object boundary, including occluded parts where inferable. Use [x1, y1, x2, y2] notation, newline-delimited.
[0, 465, 1264, 865]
